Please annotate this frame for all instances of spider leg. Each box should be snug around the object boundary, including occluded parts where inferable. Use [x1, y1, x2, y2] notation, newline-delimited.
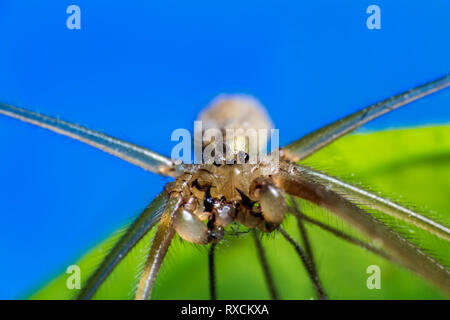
[0, 102, 176, 176]
[251, 229, 279, 300]
[298, 165, 450, 241]
[274, 164, 450, 296]
[287, 206, 393, 261]
[135, 194, 182, 300]
[77, 191, 170, 300]
[209, 243, 217, 300]
[282, 75, 450, 161]
[279, 226, 327, 300]
[289, 196, 317, 271]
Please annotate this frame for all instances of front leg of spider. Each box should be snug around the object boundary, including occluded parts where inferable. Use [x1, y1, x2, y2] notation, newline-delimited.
[173, 187, 230, 244]
[250, 177, 287, 232]
[173, 207, 211, 244]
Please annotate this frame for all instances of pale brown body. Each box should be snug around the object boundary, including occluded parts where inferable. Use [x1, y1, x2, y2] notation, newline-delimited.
[168, 95, 287, 244]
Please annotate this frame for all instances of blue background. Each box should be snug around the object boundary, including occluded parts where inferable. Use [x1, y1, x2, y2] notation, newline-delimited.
[0, 1, 449, 299]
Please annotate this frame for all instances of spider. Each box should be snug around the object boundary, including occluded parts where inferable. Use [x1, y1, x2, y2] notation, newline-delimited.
[1, 75, 449, 300]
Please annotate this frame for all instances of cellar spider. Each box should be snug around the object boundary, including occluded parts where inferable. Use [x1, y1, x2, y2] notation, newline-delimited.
[1, 75, 449, 300]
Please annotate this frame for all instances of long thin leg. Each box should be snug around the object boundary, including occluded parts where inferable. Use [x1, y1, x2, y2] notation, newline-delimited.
[282, 75, 450, 161]
[299, 165, 450, 241]
[209, 243, 217, 300]
[0, 102, 175, 176]
[77, 191, 169, 300]
[274, 163, 450, 295]
[279, 226, 327, 300]
[251, 229, 279, 300]
[135, 194, 182, 300]
[288, 206, 393, 261]
[290, 196, 317, 271]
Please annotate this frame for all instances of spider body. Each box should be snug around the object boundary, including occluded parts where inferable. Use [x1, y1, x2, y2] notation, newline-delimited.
[166, 96, 287, 244]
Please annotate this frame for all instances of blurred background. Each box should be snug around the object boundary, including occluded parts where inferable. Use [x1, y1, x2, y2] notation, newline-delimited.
[0, 0, 449, 299]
